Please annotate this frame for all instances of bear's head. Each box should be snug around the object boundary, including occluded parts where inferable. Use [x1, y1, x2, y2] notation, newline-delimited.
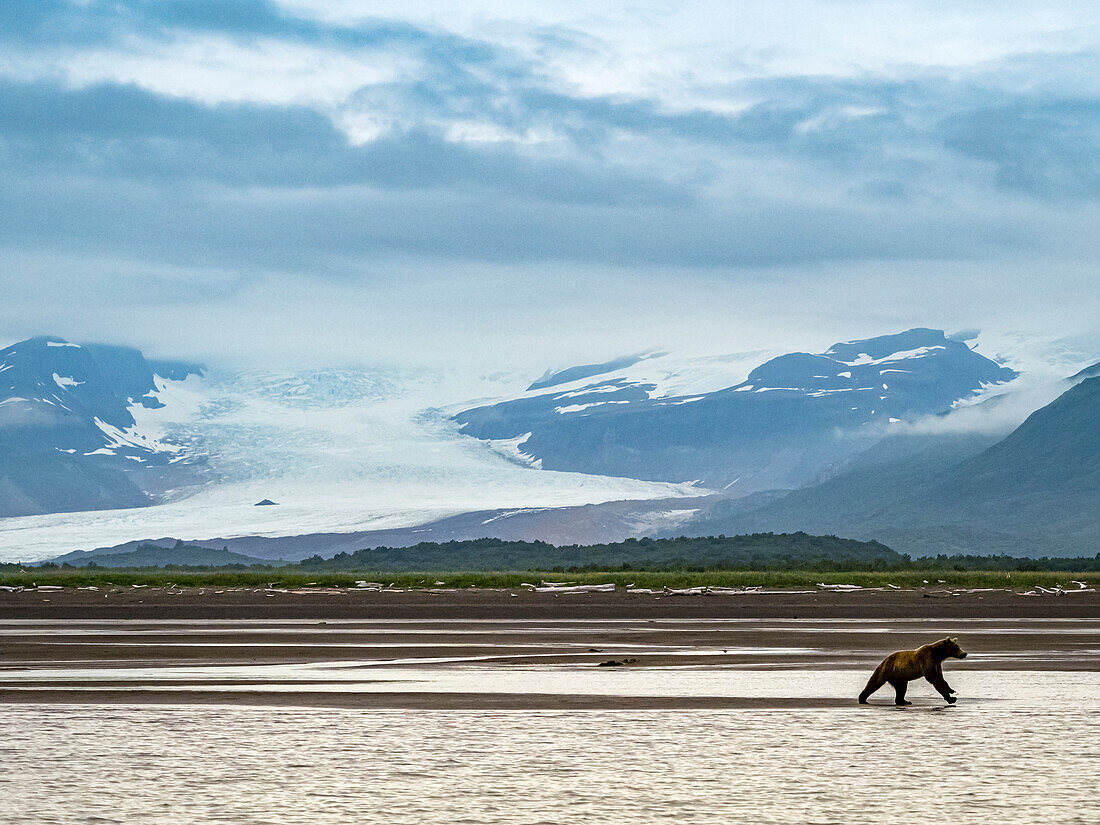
[936, 637, 967, 659]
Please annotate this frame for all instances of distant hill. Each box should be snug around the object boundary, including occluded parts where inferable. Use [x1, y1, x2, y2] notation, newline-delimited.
[50, 542, 271, 568]
[43, 533, 903, 571]
[300, 532, 904, 571]
[682, 374, 1100, 556]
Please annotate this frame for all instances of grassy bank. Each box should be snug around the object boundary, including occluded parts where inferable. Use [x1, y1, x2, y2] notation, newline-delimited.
[3, 569, 1097, 590]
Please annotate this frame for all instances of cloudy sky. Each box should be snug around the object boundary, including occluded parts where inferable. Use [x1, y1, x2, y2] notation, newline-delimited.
[2, 1, 1099, 369]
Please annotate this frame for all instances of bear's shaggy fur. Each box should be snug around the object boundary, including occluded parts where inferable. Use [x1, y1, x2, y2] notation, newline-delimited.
[858, 637, 968, 705]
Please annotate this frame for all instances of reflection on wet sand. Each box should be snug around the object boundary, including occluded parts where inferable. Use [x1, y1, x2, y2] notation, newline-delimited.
[1, 617, 1098, 708]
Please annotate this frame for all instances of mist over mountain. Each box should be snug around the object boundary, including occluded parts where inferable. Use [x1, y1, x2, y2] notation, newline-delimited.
[681, 369, 1100, 556]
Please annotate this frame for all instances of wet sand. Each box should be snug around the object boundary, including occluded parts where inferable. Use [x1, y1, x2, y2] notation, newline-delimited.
[1, 587, 1097, 709]
[0, 689, 876, 709]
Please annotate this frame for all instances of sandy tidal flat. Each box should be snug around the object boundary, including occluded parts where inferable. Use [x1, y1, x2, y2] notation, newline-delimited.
[2, 593, 1098, 824]
[1, 590, 1098, 708]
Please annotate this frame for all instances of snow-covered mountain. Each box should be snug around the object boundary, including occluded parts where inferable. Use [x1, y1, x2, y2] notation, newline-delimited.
[453, 329, 1018, 492]
[0, 336, 203, 516]
[7, 327, 1093, 564]
[0, 342, 704, 561]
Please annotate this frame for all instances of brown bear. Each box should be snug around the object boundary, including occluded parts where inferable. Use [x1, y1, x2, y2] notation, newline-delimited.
[858, 637, 968, 705]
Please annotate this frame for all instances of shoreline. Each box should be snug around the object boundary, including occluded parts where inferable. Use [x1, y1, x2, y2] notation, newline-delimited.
[2, 586, 1099, 620]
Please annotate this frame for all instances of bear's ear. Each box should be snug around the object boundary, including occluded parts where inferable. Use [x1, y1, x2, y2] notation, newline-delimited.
[949, 636, 958, 643]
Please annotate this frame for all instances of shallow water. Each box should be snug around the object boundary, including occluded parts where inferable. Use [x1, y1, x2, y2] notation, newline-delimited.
[2, 662, 1097, 704]
[3, 699, 1098, 825]
[3, 618, 1098, 823]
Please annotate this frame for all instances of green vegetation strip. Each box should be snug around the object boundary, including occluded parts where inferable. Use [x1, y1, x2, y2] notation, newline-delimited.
[1, 570, 1097, 590]
[6, 535, 1100, 590]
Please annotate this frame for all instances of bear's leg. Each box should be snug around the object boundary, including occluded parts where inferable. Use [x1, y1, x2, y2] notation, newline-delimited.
[927, 673, 957, 704]
[858, 667, 888, 703]
[891, 680, 911, 706]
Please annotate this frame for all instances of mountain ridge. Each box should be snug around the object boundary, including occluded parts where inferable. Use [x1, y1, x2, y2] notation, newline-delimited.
[0, 336, 204, 516]
[454, 328, 1016, 492]
[679, 374, 1100, 557]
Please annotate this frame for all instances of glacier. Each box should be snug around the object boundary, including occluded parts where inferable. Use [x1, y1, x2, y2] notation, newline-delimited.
[0, 364, 704, 562]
